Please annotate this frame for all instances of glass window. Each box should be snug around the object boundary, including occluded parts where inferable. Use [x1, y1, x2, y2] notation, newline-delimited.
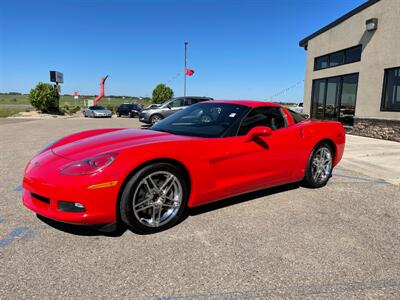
[311, 79, 326, 119]
[315, 56, 328, 70]
[329, 51, 344, 67]
[151, 103, 249, 138]
[314, 45, 361, 70]
[311, 73, 359, 125]
[288, 110, 306, 123]
[324, 77, 340, 119]
[238, 107, 286, 135]
[184, 98, 197, 106]
[89, 106, 104, 110]
[345, 46, 362, 64]
[339, 74, 358, 125]
[382, 67, 400, 111]
[169, 98, 184, 107]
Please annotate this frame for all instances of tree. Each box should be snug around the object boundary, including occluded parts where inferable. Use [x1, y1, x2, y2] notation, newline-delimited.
[152, 84, 174, 104]
[29, 82, 59, 113]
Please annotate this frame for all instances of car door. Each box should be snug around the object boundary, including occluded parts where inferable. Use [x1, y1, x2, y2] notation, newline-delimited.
[199, 106, 302, 203]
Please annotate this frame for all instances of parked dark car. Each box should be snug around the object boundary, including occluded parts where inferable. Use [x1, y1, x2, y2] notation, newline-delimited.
[116, 103, 142, 118]
[139, 96, 213, 125]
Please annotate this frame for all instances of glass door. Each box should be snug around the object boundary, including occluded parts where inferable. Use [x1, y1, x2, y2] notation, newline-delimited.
[311, 73, 358, 125]
[324, 77, 340, 120]
[339, 74, 358, 126]
[311, 79, 326, 119]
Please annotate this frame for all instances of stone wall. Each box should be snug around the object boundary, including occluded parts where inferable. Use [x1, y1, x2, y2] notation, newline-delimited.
[352, 118, 400, 142]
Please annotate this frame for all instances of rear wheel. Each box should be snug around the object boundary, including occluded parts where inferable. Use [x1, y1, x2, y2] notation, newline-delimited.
[117, 113, 121, 117]
[128, 112, 133, 118]
[303, 142, 333, 188]
[150, 114, 163, 125]
[120, 163, 189, 234]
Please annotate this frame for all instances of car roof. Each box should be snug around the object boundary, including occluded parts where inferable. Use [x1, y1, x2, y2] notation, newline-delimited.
[201, 100, 282, 108]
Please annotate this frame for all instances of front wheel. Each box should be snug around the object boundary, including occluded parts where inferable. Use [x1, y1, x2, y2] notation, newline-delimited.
[303, 142, 333, 188]
[150, 114, 163, 125]
[120, 163, 189, 234]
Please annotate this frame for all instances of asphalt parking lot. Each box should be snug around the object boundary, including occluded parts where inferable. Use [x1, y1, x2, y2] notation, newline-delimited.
[1, 117, 399, 299]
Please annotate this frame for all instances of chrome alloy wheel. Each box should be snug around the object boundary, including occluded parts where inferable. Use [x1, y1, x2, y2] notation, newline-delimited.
[311, 147, 332, 184]
[132, 171, 182, 228]
[150, 115, 162, 124]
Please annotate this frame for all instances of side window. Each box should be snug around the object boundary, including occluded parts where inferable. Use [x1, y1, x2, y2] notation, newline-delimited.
[237, 107, 286, 136]
[288, 110, 306, 124]
[170, 98, 184, 107]
[184, 98, 197, 106]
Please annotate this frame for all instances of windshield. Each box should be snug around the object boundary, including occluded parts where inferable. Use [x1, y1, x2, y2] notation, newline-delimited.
[89, 106, 105, 110]
[151, 103, 249, 137]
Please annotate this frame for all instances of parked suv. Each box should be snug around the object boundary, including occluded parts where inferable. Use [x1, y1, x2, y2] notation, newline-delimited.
[139, 96, 213, 124]
[116, 103, 142, 118]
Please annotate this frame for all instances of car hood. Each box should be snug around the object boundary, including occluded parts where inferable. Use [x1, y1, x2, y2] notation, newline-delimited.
[51, 129, 191, 160]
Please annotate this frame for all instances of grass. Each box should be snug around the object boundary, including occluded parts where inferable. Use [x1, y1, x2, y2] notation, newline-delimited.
[0, 94, 153, 117]
[0, 106, 30, 117]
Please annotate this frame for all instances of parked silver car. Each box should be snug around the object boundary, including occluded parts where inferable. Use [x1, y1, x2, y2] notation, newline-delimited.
[83, 105, 112, 118]
[293, 102, 303, 114]
[139, 96, 213, 124]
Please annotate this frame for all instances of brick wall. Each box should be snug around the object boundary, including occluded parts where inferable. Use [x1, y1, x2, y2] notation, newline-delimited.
[352, 118, 400, 142]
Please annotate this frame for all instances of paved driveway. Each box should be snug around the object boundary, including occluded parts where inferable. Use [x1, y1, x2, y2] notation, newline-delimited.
[0, 118, 399, 299]
[341, 134, 400, 185]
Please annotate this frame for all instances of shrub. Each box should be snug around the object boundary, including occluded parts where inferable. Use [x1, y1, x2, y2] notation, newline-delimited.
[70, 106, 81, 114]
[29, 82, 59, 113]
[106, 104, 115, 113]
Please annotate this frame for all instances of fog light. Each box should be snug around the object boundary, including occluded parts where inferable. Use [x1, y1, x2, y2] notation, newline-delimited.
[58, 201, 86, 212]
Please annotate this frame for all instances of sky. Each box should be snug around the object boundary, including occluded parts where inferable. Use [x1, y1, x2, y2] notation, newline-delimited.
[0, 0, 366, 101]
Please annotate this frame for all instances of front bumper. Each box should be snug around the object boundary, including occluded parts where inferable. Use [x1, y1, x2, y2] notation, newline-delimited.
[22, 151, 120, 225]
[139, 112, 151, 124]
[93, 114, 112, 118]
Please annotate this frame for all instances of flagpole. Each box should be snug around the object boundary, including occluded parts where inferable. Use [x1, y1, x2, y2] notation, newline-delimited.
[184, 41, 188, 97]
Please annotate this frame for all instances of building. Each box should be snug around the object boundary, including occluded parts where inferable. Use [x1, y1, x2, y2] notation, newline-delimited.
[299, 0, 400, 141]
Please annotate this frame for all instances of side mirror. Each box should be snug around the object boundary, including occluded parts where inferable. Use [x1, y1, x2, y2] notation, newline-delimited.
[245, 126, 272, 142]
[167, 104, 172, 109]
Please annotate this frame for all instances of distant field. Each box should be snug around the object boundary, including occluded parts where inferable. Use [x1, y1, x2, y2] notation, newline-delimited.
[0, 94, 298, 117]
[0, 94, 152, 117]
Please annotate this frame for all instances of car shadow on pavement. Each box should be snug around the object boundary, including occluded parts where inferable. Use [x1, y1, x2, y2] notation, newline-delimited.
[36, 214, 127, 237]
[35, 183, 300, 236]
[189, 182, 300, 216]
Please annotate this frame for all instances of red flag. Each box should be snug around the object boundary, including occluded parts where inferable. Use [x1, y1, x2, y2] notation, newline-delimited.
[185, 69, 195, 76]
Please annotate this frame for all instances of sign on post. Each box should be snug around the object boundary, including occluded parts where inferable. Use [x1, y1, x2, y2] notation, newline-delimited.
[50, 71, 64, 84]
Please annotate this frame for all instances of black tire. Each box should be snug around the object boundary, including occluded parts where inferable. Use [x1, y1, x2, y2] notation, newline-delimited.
[120, 163, 189, 234]
[150, 114, 163, 125]
[128, 112, 133, 118]
[117, 113, 121, 117]
[303, 142, 334, 188]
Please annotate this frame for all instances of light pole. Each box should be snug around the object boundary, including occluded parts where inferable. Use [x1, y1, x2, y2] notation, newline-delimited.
[184, 41, 188, 97]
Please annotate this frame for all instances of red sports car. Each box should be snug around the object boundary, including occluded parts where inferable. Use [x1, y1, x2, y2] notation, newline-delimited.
[23, 101, 345, 233]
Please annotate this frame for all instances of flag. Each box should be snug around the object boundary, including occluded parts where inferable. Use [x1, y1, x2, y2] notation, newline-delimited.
[185, 69, 195, 76]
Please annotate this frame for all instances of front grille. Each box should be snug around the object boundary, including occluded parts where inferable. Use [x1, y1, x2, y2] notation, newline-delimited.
[31, 192, 50, 204]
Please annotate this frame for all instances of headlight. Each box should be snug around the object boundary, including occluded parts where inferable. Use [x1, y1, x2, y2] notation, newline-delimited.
[60, 152, 118, 176]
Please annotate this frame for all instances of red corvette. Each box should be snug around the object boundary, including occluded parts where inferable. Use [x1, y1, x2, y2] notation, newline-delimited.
[23, 101, 345, 233]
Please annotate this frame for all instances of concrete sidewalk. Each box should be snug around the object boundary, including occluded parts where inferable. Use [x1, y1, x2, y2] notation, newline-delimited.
[340, 134, 400, 185]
